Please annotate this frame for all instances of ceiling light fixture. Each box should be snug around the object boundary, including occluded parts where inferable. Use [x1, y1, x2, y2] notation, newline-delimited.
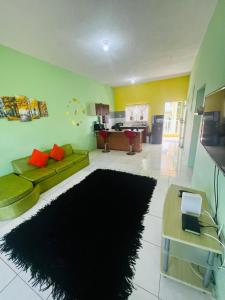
[102, 40, 109, 52]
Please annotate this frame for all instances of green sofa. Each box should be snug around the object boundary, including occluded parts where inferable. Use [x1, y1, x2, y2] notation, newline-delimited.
[0, 144, 89, 220]
[0, 174, 40, 220]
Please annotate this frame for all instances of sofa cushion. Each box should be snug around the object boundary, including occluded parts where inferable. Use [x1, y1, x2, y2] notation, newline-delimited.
[12, 156, 37, 174]
[73, 149, 89, 156]
[46, 160, 73, 173]
[49, 144, 65, 161]
[0, 174, 33, 208]
[64, 154, 87, 164]
[61, 144, 73, 157]
[20, 168, 56, 184]
[11, 144, 74, 175]
[28, 149, 49, 168]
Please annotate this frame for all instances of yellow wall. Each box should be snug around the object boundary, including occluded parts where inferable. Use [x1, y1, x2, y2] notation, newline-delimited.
[113, 75, 189, 121]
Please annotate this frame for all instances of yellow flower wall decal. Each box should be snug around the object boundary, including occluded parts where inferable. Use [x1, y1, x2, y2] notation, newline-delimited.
[66, 98, 86, 126]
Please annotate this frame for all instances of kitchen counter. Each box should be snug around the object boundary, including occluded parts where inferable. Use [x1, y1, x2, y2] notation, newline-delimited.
[120, 126, 149, 143]
[96, 130, 143, 152]
[120, 126, 147, 128]
[99, 129, 144, 133]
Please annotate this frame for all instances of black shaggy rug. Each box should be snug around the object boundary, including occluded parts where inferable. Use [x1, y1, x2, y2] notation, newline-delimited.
[1, 169, 156, 300]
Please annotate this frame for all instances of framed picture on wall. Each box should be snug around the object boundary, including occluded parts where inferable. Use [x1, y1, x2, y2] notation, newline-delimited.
[16, 96, 32, 122]
[0, 98, 6, 118]
[2, 96, 20, 121]
[30, 98, 40, 119]
[0, 95, 49, 122]
[38, 100, 49, 117]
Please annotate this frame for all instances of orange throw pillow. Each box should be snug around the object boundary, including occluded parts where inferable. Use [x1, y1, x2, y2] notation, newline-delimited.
[49, 144, 65, 161]
[28, 149, 49, 168]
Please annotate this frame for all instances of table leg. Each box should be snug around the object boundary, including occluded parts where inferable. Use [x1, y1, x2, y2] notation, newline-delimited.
[163, 238, 170, 272]
[203, 252, 215, 287]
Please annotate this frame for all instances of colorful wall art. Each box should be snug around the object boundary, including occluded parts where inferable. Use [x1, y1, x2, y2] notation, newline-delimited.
[65, 98, 86, 126]
[0, 96, 49, 121]
[0, 44, 114, 175]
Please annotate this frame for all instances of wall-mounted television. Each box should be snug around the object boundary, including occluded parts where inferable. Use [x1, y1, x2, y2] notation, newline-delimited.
[200, 86, 225, 173]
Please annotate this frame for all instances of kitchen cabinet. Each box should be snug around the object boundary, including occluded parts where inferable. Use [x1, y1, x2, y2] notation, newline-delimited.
[88, 103, 109, 116]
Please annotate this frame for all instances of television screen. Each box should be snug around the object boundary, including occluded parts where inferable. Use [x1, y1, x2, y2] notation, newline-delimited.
[200, 86, 225, 173]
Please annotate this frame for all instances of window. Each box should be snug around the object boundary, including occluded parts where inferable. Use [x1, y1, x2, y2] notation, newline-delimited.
[125, 104, 149, 122]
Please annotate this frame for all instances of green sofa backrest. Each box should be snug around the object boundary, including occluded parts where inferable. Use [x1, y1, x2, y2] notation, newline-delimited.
[12, 144, 74, 174]
[61, 144, 73, 157]
[12, 156, 37, 174]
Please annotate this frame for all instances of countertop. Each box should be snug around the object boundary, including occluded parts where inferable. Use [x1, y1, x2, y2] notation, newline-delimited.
[96, 129, 144, 133]
[96, 128, 143, 152]
[120, 125, 148, 128]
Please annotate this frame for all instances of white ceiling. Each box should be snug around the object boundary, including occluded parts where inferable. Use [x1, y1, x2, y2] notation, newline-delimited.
[0, 0, 217, 86]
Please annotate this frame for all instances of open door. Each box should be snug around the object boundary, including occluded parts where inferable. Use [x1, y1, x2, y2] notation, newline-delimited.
[163, 101, 186, 144]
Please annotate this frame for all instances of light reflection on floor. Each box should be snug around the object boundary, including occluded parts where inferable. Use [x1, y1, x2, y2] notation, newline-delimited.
[160, 137, 180, 176]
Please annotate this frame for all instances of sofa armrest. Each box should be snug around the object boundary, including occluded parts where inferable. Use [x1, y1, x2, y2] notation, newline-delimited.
[73, 149, 89, 156]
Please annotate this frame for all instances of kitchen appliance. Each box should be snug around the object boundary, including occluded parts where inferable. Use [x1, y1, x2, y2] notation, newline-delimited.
[94, 123, 105, 131]
[111, 122, 123, 131]
[151, 115, 164, 144]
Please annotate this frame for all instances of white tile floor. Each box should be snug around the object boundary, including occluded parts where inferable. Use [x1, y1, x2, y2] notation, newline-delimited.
[0, 139, 214, 300]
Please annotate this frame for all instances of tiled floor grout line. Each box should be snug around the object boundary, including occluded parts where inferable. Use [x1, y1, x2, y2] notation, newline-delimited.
[17, 273, 47, 300]
[147, 213, 162, 220]
[0, 273, 17, 294]
[158, 273, 162, 299]
[134, 282, 159, 298]
[0, 256, 20, 275]
[142, 239, 160, 248]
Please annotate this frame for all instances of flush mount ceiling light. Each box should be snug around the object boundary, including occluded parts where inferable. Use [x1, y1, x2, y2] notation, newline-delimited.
[102, 40, 109, 52]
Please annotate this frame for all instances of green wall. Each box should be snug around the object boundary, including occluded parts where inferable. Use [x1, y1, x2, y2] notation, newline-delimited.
[0, 45, 114, 176]
[188, 85, 205, 167]
[184, 0, 225, 298]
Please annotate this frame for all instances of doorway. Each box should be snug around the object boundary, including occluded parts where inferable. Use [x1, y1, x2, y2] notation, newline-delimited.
[163, 101, 185, 140]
